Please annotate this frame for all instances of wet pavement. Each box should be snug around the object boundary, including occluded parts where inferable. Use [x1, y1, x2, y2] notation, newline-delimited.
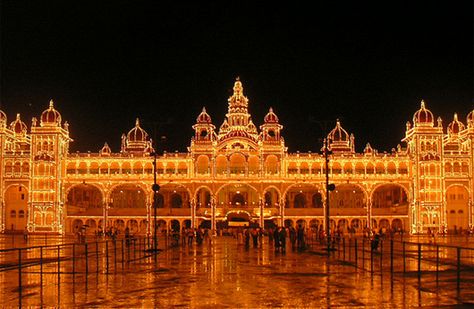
[1, 235, 474, 307]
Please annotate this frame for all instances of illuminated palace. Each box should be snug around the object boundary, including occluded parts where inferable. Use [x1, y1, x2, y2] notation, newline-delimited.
[1, 79, 473, 235]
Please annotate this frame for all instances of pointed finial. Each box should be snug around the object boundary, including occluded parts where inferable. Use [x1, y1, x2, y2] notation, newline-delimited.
[236, 76, 240, 81]
[269, 107, 273, 113]
[454, 113, 458, 121]
[16, 113, 20, 120]
[135, 118, 140, 127]
[202, 107, 206, 113]
[336, 118, 341, 126]
[233, 77, 243, 95]
[420, 99, 425, 109]
[49, 99, 54, 108]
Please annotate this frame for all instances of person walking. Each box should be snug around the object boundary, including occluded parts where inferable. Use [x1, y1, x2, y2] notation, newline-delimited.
[23, 226, 28, 242]
[125, 227, 130, 246]
[196, 228, 203, 245]
[289, 226, 296, 250]
[297, 224, 305, 251]
[279, 227, 287, 253]
[251, 228, 259, 248]
[187, 228, 195, 246]
[273, 227, 281, 252]
[244, 228, 250, 248]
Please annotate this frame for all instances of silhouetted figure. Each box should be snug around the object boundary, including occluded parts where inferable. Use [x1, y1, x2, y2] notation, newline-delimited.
[268, 227, 274, 245]
[125, 227, 131, 246]
[196, 228, 204, 245]
[279, 227, 287, 253]
[289, 226, 296, 250]
[187, 228, 195, 246]
[23, 227, 28, 242]
[251, 228, 259, 248]
[296, 225, 305, 251]
[244, 228, 250, 248]
[371, 232, 380, 251]
[274, 227, 280, 252]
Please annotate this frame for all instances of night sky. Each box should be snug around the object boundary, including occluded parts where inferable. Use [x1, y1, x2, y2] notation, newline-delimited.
[0, 2, 472, 153]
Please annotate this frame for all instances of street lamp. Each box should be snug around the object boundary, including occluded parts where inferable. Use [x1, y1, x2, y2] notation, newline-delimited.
[151, 151, 160, 252]
[323, 138, 336, 255]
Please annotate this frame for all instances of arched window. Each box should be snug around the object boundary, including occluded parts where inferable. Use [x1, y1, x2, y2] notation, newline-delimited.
[265, 155, 278, 174]
[156, 193, 164, 208]
[294, 193, 306, 208]
[171, 194, 182, 208]
[196, 155, 210, 174]
[312, 193, 323, 208]
[300, 162, 309, 174]
[288, 162, 298, 174]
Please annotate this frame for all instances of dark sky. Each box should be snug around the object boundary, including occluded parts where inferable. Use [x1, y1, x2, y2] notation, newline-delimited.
[0, 2, 472, 153]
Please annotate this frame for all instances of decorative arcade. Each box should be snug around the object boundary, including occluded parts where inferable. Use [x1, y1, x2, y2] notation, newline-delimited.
[0, 79, 473, 236]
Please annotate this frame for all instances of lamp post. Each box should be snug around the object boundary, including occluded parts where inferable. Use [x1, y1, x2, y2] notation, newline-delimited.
[142, 118, 170, 253]
[323, 138, 335, 255]
[151, 151, 160, 252]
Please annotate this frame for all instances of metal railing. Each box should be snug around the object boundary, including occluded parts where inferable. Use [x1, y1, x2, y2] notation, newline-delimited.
[307, 235, 474, 290]
[0, 235, 177, 307]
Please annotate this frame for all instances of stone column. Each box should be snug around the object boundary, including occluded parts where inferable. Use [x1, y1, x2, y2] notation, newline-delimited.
[367, 198, 372, 231]
[279, 198, 285, 227]
[211, 195, 216, 236]
[191, 198, 196, 228]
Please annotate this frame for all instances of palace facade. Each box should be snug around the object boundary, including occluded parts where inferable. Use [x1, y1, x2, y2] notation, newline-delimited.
[1, 79, 473, 235]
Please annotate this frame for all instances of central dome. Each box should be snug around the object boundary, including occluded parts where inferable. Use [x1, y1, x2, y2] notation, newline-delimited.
[413, 100, 434, 126]
[127, 118, 148, 142]
[41, 100, 62, 126]
[328, 119, 349, 142]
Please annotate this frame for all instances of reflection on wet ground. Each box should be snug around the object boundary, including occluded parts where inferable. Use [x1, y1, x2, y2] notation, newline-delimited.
[1, 235, 474, 307]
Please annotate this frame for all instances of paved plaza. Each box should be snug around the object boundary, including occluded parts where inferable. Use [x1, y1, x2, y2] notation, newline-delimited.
[0, 235, 474, 307]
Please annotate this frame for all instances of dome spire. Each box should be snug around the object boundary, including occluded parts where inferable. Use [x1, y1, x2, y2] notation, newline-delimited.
[232, 76, 243, 97]
[49, 99, 54, 108]
[135, 118, 140, 127]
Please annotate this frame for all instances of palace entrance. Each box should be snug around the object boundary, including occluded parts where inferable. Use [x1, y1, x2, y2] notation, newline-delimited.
[226, 211, 252, 227]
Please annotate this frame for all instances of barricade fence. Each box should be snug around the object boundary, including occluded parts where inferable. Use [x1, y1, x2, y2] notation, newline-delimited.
[307, 234, 474, 290]
[0, 234, 179, 306]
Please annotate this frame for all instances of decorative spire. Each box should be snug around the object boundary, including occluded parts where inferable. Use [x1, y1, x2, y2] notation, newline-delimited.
[454, 113, 458, 121]
[232, 77, 243, 97]
[135, 118, 140, 127]
[49, 99, 54, 108]
[420, 99, 425, 109]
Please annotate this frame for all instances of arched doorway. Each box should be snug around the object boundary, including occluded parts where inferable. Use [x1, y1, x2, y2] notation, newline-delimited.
[446, 185, 469, 233]
[284, 219, 293, 228]
[72, 219, 83, 234]
[371, 184, 409, 215]
[109, 184, 146, 215]
[127, 219, 139, 234]
[227, 211, 251, 227]
[284, 184, 323, 209]
[215, 183, 259, 209]
[391, 218, 403, 232]
[170, 220, 180, 232]
[5, 185, 28, 231]
[85, 219, 97, 234]
[67, 184, 103, 215]
[330, 184, 366, 213]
